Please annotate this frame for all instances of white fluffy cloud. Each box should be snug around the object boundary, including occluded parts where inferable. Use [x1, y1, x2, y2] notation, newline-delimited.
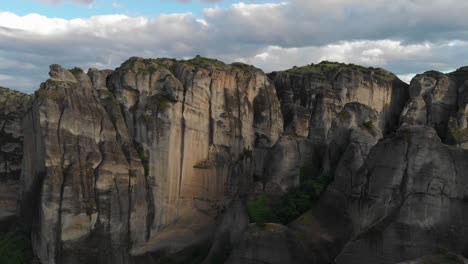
[2, 0, 468, 92]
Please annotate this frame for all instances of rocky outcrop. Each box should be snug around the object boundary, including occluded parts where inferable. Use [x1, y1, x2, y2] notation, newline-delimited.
[400, 71, 457, 140]
[265, 62, 408, 191]
[21, 65, 149, 264]
[19, 57, 283, 263]
[5, 57, 468, 264]
[331, 125, 468, 263]
[225, 224, 295, 264]
[0, 87, 29, 222]
[269, 62, 408, 139]
[326, 102, 382, 183]
[106, 57, 282, 257]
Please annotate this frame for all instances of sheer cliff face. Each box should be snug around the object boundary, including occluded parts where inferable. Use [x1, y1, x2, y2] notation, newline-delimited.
[290, 67, 468, 264]
[20, 58, 283, 263]
[400, 71, 457, 140]
[264, 64, 409, 192]
[269, 64, 409, 140]
[334, 125, 468, 264]
[4, 58, 468, 264]
[22, 66, 148, 264]
[0, 87, 29, 221]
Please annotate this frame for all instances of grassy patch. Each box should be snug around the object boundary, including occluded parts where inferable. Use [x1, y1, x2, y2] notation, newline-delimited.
[184, 55, 227, 69]
[231, 62, 257, 72]
[284, 61, 393, 80]
[0, 226, 33, 264]
[0, 87, 28, 107]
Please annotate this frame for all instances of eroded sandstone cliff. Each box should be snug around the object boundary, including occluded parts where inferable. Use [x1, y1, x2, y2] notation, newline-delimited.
[2, 58, 468, 264]
[19, 57, 283, 264]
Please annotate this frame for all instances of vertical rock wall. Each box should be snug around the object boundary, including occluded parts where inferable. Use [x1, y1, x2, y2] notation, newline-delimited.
[19, 57, 283, 263]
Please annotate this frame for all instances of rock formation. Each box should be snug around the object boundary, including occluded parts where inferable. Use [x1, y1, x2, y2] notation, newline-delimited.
[0, 87, 29, 222]
[3, 57, 468, 264]
[19, 57, 283, 264]
[266, 62, 408, 192]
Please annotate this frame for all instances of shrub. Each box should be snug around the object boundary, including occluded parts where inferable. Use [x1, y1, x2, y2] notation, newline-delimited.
[139, 66, 158, 75]
[274, 174, 332, 224]
[360, 120, 377, 136]
[69, 67, 84, 75]
[134, 141, 149, 177]
[247, 195, 274, 227]
[283, 61, 393, 80]
[448, 117, 468, 149]
[146, 95, 171, 111]
[246, 167, 333, 226]
[143, 113, 153, 123]
[274, 191, 310, 224]
[0, 227, 32, 264]
[338, 109, 351, 121]
[231, 62, 256, 72]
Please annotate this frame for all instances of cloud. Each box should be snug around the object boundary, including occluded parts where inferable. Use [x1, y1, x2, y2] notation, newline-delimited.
[161, 0, 225, 3]
[234, 40, 432, 73]
[2, 1, 468, 92]
[36, 0, 94, 5]
[112, 2, 122, 8]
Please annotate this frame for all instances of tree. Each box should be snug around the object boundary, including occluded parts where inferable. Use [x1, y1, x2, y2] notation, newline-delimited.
[448, 117, 468, 149]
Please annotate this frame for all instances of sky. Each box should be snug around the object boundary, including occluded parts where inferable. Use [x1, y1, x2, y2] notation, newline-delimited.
[1, 0, 468, 93]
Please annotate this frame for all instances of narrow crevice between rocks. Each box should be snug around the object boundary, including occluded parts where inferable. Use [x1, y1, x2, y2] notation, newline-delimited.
[177, 71, 190, 213]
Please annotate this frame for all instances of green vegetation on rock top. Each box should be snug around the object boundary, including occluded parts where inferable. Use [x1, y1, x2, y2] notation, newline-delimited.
[69, 67, 84, 75]
[0, 87, 27, 98]
[283, 61, 394, 80]
[182, 55, 259, 73]
[117, 55, 260, 74]
[184, 55, 227, 69]
[0, 87, 29, 107]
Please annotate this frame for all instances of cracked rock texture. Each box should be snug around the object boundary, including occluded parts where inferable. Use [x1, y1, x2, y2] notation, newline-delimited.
[4, 58, 468, 264]
[19, 57, 283, 264]
[265, 63, 408, 191]
[335, 125, 468, 264]
[0, 87, 29, 221]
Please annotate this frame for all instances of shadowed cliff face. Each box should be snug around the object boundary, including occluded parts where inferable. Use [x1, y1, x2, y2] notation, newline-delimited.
[265, 62, 409, 192]
[0, 87, 29, 222]
[334, 125, 468, 264]
[261, 66, 468, 264]
[3, 58, 468, 264]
